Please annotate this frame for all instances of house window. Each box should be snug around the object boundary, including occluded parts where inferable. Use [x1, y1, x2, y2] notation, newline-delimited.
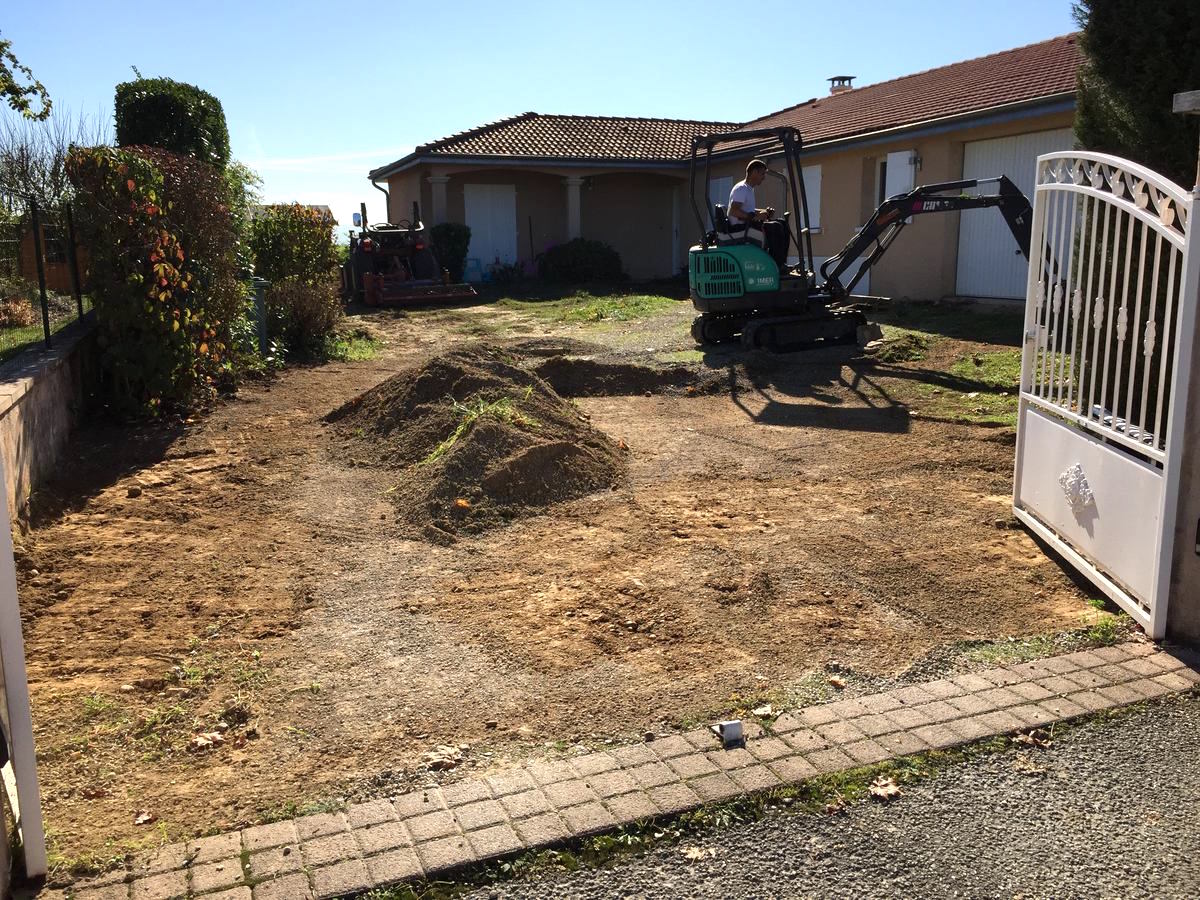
[877, 159, 888, 205]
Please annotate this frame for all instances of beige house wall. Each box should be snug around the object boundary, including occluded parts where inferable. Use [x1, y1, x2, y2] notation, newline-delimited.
[582, 173, 683, 279]
[383, 171, 427, 224]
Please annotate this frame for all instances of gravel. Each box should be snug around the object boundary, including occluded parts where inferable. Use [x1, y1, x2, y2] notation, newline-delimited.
[468, 694, 1200, 900]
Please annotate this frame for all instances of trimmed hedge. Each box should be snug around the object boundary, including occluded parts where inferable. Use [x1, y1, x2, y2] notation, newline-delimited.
[115, 77, 230, 168]
[249, 204, 339, 284]
[537, 239, 625, 283]
[67, 145, 238, 413]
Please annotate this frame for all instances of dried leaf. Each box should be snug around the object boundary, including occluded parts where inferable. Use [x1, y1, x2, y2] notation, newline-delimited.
[1012, 728, 1051, 748]
[827, 675, 847, 689]
[682, 846, 717, 861]
[869, 776, 901, 803]
[189, 731, 226, 751]
[134, 811, 156, 826]
[454, 498, 471, 509]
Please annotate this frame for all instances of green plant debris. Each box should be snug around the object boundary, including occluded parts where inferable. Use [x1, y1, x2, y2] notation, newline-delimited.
[873, 329, 932, 362]
[422, 389, 539, 466]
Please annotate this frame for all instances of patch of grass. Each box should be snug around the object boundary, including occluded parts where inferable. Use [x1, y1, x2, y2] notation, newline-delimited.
[661, 348, 705, 363]
[498, 291, 677, 325]
[908, 382, 1019, 427]
[959, 613, 1133, 666]
[323, 328, 381, 361]
[81, 693, 117, 718]
[949, 349, 1022, 390]
[878, 301, 1024, 346]
[1084, 615, 1124, 646]
[422, 388, 538, 466]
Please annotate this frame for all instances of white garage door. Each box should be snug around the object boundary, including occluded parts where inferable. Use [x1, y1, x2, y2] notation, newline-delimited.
[956, 128, 1074, 299]
[463, 184, 517, 280]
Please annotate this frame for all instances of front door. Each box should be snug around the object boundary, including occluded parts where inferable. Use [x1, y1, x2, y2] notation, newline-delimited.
[463, 184, 517, 280]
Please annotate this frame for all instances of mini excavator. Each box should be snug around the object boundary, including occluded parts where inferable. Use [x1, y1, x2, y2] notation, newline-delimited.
[688, 127, 1033, 350]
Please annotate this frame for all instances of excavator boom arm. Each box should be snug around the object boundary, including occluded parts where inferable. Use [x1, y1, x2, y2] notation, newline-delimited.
[819, 176, 1032, 298]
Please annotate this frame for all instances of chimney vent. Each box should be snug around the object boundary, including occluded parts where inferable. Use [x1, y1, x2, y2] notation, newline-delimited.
[828, 75, 856, 95]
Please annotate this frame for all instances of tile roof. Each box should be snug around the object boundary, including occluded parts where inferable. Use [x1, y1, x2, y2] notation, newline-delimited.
[369, 113, 739, 176]
[369, 35, 1080, 177]
[742, 34, 1081, 147]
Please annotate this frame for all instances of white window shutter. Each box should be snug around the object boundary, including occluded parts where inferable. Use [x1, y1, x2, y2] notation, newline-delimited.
[884, 150, 916, 198]
[801, 165, 821, 229]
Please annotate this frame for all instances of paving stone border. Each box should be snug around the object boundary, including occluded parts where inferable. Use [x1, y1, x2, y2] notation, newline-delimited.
[68, 641, 1199, 900]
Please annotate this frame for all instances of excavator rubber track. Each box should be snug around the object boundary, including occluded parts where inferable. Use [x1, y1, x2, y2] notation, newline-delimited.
[739, 308, 867, 351]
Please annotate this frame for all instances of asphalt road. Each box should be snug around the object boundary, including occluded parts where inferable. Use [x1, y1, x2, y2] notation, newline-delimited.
[469, 694, 1200, 900]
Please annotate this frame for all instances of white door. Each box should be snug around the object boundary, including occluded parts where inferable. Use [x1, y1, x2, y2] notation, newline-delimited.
[956, 128, 1074, 299]
[463, 184, 517, 279]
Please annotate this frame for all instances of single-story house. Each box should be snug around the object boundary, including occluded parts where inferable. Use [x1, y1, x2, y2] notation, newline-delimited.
[368, 34, 1081, 299]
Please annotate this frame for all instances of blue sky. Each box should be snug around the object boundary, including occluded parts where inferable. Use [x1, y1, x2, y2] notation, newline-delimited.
[5, 1, 1078, 233]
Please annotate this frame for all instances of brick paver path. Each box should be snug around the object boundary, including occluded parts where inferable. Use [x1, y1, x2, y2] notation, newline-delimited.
[68, 641, 1198, 900]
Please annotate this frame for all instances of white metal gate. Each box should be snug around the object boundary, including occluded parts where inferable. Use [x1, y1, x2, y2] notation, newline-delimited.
[1013, 152, 1198, 638]
[0, 453, 46, 877]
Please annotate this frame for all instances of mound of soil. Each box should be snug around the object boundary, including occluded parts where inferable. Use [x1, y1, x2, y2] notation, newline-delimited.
[329, 344, 625, 539]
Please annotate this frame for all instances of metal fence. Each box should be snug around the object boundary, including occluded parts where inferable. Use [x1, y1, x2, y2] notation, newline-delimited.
[0, 190, 88, 362]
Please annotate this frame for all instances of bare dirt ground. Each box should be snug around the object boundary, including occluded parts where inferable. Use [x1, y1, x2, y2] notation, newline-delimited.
[15, 294, 1103, 877]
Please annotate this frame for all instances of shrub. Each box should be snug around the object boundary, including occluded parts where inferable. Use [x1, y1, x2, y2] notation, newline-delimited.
[248, 204, 339, 284]
[115, 77, 230, 169]
[0, 296, 34, 327]
[67, 145, 237, 413]
[430, 222, 471, 282]
[265, 274, 342, 357]
[536, 238, 625, 283]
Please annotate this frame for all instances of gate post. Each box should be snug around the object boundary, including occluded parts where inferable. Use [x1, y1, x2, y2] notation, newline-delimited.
[1165, 90, 1200, 641]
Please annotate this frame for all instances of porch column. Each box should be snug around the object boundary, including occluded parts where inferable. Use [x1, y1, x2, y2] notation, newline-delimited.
[564, 176, 584, 240]
[427, 175, 450, 225]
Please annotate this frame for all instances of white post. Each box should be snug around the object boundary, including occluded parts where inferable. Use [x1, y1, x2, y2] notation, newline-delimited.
[427, 175, 450, 225]
[565, 176, 584, 240]
[0, 453, 46, 877]
[1164, 91, 1200, 640]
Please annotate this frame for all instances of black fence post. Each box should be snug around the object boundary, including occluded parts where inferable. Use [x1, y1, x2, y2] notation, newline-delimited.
[29, 201, 51, 349]
[253, 277, 269, 355]
[65, 203, 84, 320]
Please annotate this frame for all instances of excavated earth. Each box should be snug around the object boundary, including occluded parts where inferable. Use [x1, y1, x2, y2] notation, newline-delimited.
[14, 304, 1099, 876]
[328, 343, 629, 540]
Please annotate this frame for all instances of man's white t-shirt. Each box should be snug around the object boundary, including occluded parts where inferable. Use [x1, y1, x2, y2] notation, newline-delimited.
[728, 180, 755, 224]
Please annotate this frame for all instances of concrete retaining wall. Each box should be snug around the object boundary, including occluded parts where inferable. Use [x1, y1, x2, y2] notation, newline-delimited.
[0, 321, 95, 525]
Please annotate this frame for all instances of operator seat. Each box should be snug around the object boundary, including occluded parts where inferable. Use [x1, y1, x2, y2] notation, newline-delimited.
[714, 204, 764, 248]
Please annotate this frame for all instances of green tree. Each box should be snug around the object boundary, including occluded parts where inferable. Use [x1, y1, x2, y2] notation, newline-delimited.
[1073, 0, 1200, 188]
[0, 34, 51, 121]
